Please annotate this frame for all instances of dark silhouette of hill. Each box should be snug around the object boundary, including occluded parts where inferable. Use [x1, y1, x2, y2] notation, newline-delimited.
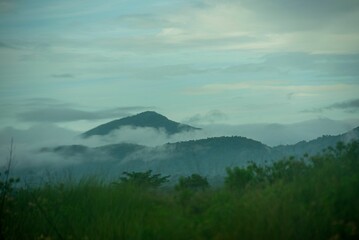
[40, 126, 359, 178]
[40, 136, 279, 177]
[130, 136, 280, 176]
[40, 143, 146, 161]
[273, 126, 359, 156]
[81, 111, 201, 138]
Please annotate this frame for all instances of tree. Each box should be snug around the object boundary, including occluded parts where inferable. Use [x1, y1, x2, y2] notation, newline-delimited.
[175, 174, 209, 191]
[225, 167, 254, 190]
[115, 170, 170, 189]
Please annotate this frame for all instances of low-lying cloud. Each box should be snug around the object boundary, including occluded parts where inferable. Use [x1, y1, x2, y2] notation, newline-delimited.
[326, 98, 359, 111]
[0, 124, 81, 171]
[185, 110, 228, 125]
[1, 118, 358, 172]
[305, 98, 359, 113]
[81, 126, 207, 147]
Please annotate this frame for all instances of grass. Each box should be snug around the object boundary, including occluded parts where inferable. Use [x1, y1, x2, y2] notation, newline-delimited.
[1, 141, 359, 239]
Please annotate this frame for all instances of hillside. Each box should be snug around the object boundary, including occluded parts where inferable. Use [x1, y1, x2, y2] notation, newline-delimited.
[274, 126, 359, 156]
[81, 111, 201, 138]
[40, 126, 359, 179]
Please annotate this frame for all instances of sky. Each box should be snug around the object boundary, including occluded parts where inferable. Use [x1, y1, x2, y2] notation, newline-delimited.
[1, 0, 359, 133]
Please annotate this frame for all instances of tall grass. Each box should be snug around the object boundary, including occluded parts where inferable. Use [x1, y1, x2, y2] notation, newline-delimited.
[2, 141, 359, 239]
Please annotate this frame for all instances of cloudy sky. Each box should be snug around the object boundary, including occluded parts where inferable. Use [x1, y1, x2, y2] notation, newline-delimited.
[1, 0, 359, 132]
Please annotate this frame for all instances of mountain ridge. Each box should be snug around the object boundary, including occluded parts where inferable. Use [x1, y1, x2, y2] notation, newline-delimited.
[81, 111, 201, 138]
[40, 125, 359, 178]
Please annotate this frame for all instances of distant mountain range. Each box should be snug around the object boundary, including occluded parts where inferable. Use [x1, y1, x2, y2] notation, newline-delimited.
[81, 111, 201, 138]
[40, 115, 359, 179]
[273, 126, 359, 156]
[208, 118, 358, 146]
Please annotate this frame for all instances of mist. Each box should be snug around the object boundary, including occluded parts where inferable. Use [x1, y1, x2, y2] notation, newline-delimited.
[0, 117, 358, 172]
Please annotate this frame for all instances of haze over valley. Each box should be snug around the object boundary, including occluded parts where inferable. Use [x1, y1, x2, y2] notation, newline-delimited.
[0, 111, 357, 181]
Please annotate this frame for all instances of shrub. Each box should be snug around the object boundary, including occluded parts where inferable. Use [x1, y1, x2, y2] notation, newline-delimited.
[115, 170, 170, 189]
[175, 174, 209, 191]
[225, 166, 254, 190]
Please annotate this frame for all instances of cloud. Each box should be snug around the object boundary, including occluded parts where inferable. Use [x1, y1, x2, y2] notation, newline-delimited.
[0, 41, 16, 49]
[0, 124, 204, 169]
[10, 98, 153, 123]
[84, 118, 359, 148]
[261, 53, 359, 77]
[131, 64, 213, 79]
[185, 82, 251, 95]
[185, 82, 355, 95]
[1, 117, 358, 171]
[216, 52, 359, 80]
[304, 98, 359, 113]
[237, 0, 359, 31]
[0, 124, 196, 171]
[1, 0, 358, 136]
[0, 1, 15, 13]
[185, 110, 228, 124]
[116, 14, 171, 29]
[21, 98, 71, 108]
[18, 108, 101, 122]
[286, 92, 295, 100]
[2, 0, 358, 61]
[326, 99, 359, 111]
[81, 125, 210, 147]
[0, 124, 79, 146]
[17, 106, 153, 123]
[0, 124, 81, 168]
[51, 73, 75, 78]
[149, 0, 359, 53]
[87, 127, 171, 147]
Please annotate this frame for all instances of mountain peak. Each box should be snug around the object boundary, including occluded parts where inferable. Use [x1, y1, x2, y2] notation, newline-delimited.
[132, 111, 169, 120]
[82, 111, 200, 138]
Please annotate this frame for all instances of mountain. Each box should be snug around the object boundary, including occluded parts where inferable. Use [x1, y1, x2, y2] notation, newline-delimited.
[274, 126, 359, 157]
[81, 111, 201, 138]
[201, 118, 358, 146]
[40, 136, 278, 179]
[124, 136, 281, 177]
[41, 126, 359, 178]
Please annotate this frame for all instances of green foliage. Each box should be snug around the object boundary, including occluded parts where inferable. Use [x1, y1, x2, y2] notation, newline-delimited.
[0, 173, 20, 196]
[174, 174, 210, 212]
[225, 157, 309, 190]
[0, 139, 20, 239]
[116, 170, 170, 189]
[268, 157, 309, 182]
[0, 171, 20, 236]
[2, 141, 359, 240]
[175, 174, 209, 191]
[225, 166, 254, 190]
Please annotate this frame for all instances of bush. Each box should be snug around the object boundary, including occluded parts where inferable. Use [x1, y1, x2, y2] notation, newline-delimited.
[115, 170, 170, 189]
[225, 166, 254, 190]
[2, 141, 359, 239]
[175, 174, 209, 191]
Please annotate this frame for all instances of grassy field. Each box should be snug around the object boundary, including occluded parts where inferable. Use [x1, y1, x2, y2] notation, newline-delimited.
[1, 141, 358, 240]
